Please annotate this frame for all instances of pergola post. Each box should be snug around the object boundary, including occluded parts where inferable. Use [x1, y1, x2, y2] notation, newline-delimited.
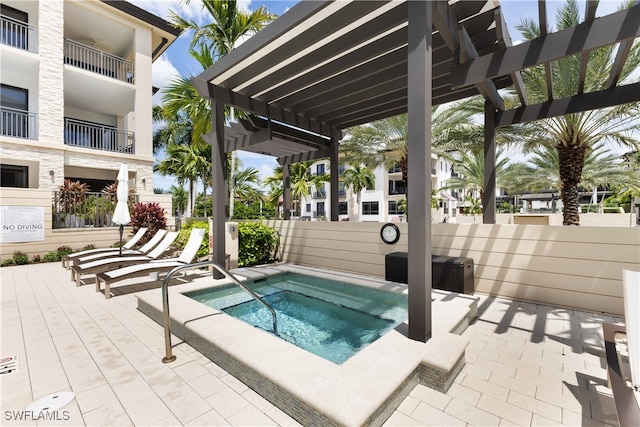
[407, 0, 433, 342]
[330, 136, 339, 221]
[483, 100, 497, 224]
[283, 163, 291, 220]
[211, 100, 227, 276]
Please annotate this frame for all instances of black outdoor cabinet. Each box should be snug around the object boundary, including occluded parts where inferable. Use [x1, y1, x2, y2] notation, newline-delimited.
[385, 252, 474, 294]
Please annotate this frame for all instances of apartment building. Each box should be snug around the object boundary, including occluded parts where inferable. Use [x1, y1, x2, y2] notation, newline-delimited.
[299, 156, 459, 223]
[1, 0, 180, 194]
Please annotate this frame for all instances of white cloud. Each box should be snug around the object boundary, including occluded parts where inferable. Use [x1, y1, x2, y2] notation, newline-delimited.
[152, 54, 181, 105]
[128, 0, 205, 23]
[237, 0, 252, 13]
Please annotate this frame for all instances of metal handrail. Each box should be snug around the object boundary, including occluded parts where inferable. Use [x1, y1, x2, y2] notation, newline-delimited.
[161, 260, 278, 363]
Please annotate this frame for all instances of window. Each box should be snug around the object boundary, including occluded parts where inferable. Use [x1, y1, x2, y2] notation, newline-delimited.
[316, 163, 325, 175]
[388, 180, 406, 195]
[1, 84, 28, 110]
[313, 183, 326, 198]
[388, 163, 401, 173]
[1, 164, 28, 188]
[1, 84, 29, 138]
[1, 4, 28, 50]
[338, 163, 346, 175]
[338, 202, 347, 215]
[306, 203, 311, 212]
[362, 201, 379, 215]
[315, 202, 325, 217]
[338, 182, 346, 197]
[388, 200, 405, 215]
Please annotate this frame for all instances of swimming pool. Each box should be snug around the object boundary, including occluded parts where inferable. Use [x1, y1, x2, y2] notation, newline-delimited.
[185, 272, 408, 364]
[137, 264, 477, 426]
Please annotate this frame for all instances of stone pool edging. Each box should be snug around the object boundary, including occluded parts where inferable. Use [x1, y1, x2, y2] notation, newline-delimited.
[136, 264, 476, 426]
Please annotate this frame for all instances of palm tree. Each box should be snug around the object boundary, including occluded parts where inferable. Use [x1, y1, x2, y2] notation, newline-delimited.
[169, 185, 188, 217]
[154, 141, 211, 216]
[228, 156, 263, 218]
[170, 0, 275, 61]
[264, 162, 329, 217]
[504, 144, 639, 213]
[341, 164, 375, 220]
[340, 102, 487, 199]
[158, 0, 275, 216]
[513, 0, 640, 225]
[441, 149, 510, 203]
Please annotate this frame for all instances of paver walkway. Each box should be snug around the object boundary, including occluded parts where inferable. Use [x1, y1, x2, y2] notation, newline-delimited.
[1, 262, 621, 426]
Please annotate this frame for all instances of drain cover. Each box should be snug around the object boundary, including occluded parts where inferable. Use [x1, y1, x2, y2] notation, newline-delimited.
[0, 356, 18, 375]
[25, 392, 76, 412]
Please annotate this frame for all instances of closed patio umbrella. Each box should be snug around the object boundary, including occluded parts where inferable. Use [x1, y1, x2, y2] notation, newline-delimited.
[112, 164, 132, 256]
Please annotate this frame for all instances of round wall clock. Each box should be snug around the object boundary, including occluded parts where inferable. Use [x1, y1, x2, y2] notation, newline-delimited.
[380, 223, 400, 244]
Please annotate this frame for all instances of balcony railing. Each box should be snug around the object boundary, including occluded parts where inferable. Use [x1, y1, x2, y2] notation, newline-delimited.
[1, 107, 37, 139]
[52, 191, 139, 229]
[64, 118, 134, 154]
[1, 14, 37, 52]
[64, 39, 134, 84]
[313, 190, 326, 199]
[313, 210, 326, 218]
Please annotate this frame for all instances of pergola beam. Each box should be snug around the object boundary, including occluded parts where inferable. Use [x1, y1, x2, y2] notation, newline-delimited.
[276, 147, 332, 165]
[432, 0, 504, 110]
[458, 25, 504, 110]
[538, 0, 554, 100]
[451, 5, 640, 88]
[191, 77, 337, 138]
[608, 0, 640, 88]
[578, 0, 598, 94]
[496, 82, 640, 127]
[495, 8, 528, 105]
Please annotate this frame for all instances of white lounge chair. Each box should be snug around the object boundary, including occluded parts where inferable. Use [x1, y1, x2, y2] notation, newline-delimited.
[95, 228, 206, 299]
[71, 229, 168, 268]
[70, 231, 179, 287]
[603, 269, 640, 426]
[61, 227, 148, 269]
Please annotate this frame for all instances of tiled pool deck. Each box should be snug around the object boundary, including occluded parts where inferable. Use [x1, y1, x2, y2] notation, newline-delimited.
[1, 262, 621, 426]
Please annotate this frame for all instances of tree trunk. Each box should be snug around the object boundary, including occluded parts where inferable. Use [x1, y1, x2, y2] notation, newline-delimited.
[557, 144, 586, 226]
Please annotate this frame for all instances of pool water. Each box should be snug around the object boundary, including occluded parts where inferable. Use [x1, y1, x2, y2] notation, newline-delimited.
[185, 273, 408, 364]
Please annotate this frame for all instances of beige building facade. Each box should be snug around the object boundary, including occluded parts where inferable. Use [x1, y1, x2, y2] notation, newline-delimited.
[1, 0, 179, 192]
[0, 0, 180, 258]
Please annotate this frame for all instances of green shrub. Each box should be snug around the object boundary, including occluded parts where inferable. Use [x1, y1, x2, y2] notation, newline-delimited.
[1, 258, 15, 267]
[12, 251, 29, 265]
[43, 251, 61, 262]
[177, 221, 209, 259]
[57, 246, 73, 256]
[82, 244, 96, 251]
[238, 222, 277, 267]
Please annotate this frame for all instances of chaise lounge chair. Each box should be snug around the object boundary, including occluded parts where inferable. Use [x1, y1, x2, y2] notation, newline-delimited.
[70, 231, 179, 287]
[70, 229, 168, 268]
[95, 228, 206, 299]
[61, 227, 148, 269]
[603, 269, 640, 426]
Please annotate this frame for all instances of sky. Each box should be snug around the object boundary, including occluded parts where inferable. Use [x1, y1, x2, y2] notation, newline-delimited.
[129, 0, 627, 191]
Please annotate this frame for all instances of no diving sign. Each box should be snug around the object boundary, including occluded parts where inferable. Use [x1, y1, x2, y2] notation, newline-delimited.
[0, 206, 45, 243]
